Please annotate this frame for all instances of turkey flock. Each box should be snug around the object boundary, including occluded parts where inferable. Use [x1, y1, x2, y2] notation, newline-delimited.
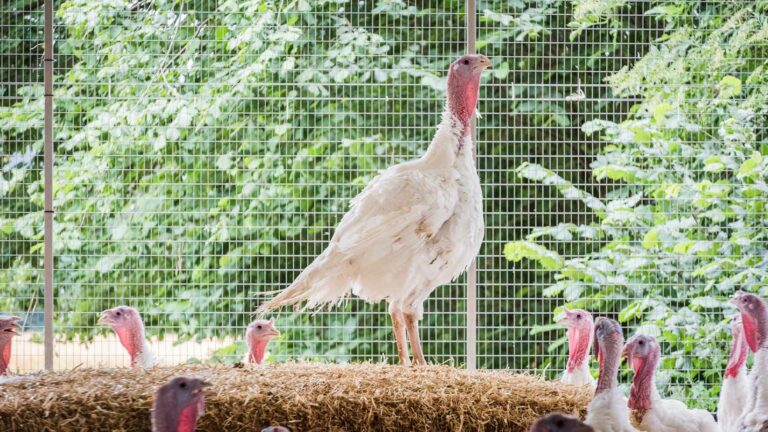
[531, 290, 768, 432]
[0, 53, 766, 431]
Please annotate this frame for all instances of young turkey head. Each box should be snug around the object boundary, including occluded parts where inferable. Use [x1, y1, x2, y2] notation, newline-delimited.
[730, 291, 768, 353]
[530, 412, 595, 432]
[558, 307, 594, 374]
[593, 317, 623, 395]
[98, 305, 149, 367]
[245, 318, 280, 365]
[0, 315, 21, 375]
[152, 376, 210, 432]
[624, 335, 660, 414]
[446, 54, 492, 133]
[261, 427, 290, 432]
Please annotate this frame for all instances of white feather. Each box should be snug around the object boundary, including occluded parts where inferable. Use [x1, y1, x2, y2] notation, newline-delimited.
[719, 367, 749, 432]
[635, 387, 719, 432]
[258, 112, 484, 317]
[135, 340, 157, 369]
[737, 349, 768, 431]
[562, 362, 596, 389]
[585, 387, 637, 432]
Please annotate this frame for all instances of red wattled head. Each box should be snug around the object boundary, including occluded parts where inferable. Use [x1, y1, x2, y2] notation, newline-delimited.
[152, 377, 210, 432]
[730, 291, 768, 352]
[446, 54, 492, 131]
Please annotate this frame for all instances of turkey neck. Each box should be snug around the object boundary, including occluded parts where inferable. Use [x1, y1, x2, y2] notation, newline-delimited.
[567, 325, 592, 372]
[0, 338, 11, 375]
[114, 322, 149, 367]
[628, 349, 659, 416]
[248, 339, 270, 364]
[725, 323, 748, 379]
[595, 333, 621, 394]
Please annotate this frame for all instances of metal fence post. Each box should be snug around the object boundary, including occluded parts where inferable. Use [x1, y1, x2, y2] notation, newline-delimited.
[465, 0, 478, 371]
[43, 0, 55, 371]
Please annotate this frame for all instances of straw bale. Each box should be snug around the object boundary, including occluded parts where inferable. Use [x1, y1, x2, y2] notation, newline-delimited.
[0, 363, 591, 431]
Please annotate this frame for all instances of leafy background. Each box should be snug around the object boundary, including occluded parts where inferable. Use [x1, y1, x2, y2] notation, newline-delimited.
[1, 0, 766, 410]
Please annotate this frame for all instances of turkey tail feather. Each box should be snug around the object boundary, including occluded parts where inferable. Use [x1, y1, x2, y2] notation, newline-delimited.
[256, 248, 351, 314]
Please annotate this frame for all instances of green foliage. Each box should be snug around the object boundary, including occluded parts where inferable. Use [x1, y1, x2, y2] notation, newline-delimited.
[507, 1, 768, 409]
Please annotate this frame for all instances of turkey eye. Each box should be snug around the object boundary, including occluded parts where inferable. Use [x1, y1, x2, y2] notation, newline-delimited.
[556, 420, 564, 427]
[463, 59, 469, 65]
[576, 314, 582, 319]
[638, 340, 644, 345]
[115, 312, 121, 316]
[257, 325, 262, 330]
[180, 382, 186, 388]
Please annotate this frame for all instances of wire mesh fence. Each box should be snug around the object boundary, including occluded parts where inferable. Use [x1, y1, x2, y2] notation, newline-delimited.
[1, 0, 766, 411]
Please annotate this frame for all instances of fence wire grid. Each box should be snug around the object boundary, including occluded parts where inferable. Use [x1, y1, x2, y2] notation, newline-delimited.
[2, 0, 767, 411]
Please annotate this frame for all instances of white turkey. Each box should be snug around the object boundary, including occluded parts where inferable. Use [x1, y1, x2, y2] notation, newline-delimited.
[624, 335, 718, 432]
[584, 317, 637, 432]
[257, 54, 492, 365]
[731, 291, 768, 432]
[245, 318, 280, 365]
[718, 315, 749, 432]
[99, 306, 156, 368]
[559, 307, 596, 389]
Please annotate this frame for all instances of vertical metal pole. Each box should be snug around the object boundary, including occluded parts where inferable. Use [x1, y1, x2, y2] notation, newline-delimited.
[43, 0, 55, 371]
[465, 0, 478, 371]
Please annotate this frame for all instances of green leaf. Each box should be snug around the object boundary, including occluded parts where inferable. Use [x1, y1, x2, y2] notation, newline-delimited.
[503, 241, 564, 270]
[718, 76, 742, 98]
[642, 229, 660, 249]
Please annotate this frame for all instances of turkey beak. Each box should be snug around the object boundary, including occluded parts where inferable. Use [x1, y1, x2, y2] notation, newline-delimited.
[98, 311, 113, 326]
[268, 326, 281, 338]
[556, 307, 571, 325]
[5, 320, 21, 336]
[475, 55, 492, 71]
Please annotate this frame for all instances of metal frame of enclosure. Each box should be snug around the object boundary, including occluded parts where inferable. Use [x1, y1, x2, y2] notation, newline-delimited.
[2, 0, 765, 411]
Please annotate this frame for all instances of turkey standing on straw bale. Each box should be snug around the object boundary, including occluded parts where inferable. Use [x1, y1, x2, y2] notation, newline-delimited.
[730, 291, 768, 432]
[717, 315, 749, 432]
[558, 307, 596, 389]
[257, 54, 492, 365]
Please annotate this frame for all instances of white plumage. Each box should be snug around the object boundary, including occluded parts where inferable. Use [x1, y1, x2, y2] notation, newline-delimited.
[563, 362, 595, 388]
[718, 317, 749, 432]
[736, 349, 768, 432]
[258, 54, 492, 365]
[635, 390, 720, 432]
[586, 387, 636, 432]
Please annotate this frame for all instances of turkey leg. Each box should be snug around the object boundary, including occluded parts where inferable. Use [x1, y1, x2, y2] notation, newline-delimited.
[391, 310, 411, 366]
[405, 312, 426, 365]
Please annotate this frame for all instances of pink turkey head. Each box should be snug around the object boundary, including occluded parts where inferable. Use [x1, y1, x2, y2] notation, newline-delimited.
[730, 291, 768, 352]
[152, 377, 210, 432]
[593, 317, 623, 394]
[0, 315, 21, 375]
[624, 335, 660, 412]
[446, 54, 492, 131]
[246, 318, 280, 365]
[529, 412, 595, 432]
[725, 315, 749, 378]
[558, 307, 594, 372]
[98, 305, 146, 365]
[261, 427, 291, 432]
